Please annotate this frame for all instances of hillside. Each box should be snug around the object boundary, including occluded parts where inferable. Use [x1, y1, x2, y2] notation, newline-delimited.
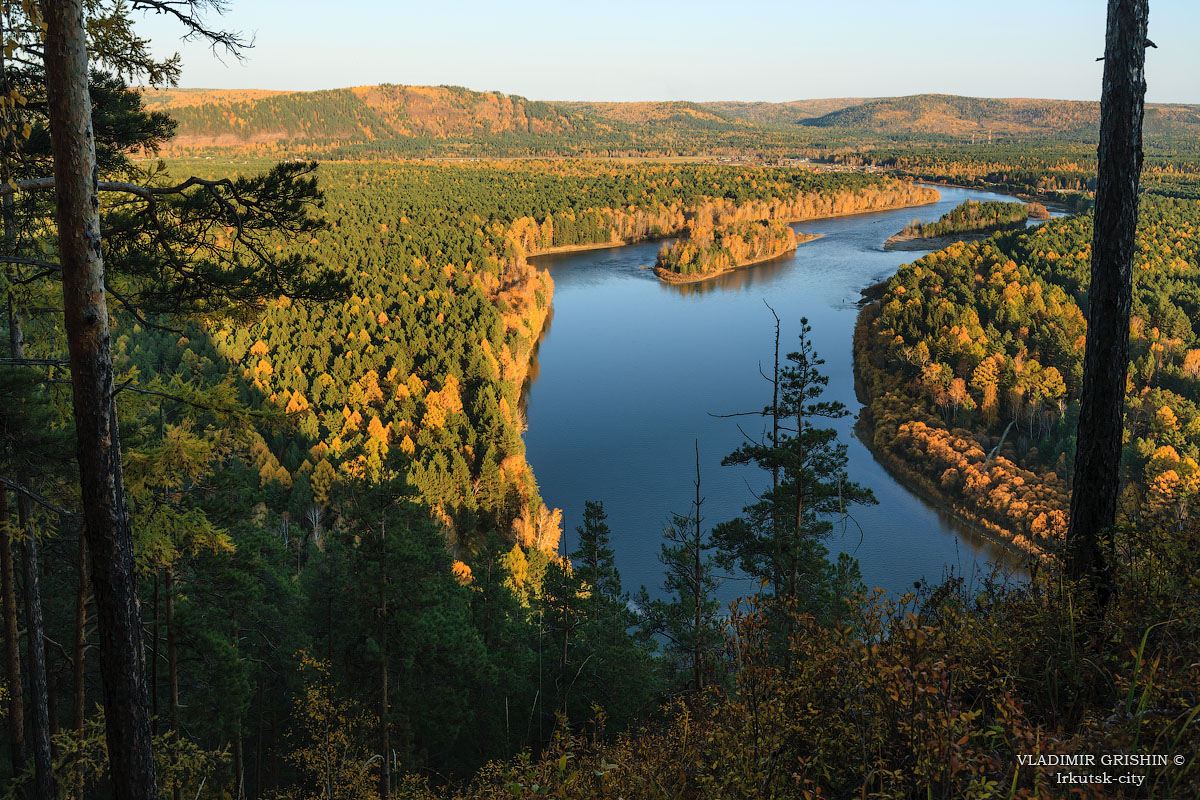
[141, 85, 1200, 158]
[558, 100, 746, 128]
[702, 97, 870, 125]
[149, 83, 623, 151]
[800, 93, 1200, 137]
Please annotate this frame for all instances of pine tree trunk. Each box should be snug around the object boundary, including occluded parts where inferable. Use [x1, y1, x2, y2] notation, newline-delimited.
[1067, 0, 1150, 607]
[74, 533, 88, 800]
[231, 625, 244, 800]
[233, 720, 244, 800]
[167, 569, 181, 800]
[0, 488, 26, 784]
[379, 529, 390, 800]
[151, 570, 159, 731]
[41, 2, 158, 797]
[379, 652, 389, 799]
[254, 676, 263, 800]
[768, 307, 782, 597]
[269, 709, 279, 792]
[692, 440, 703, 692]
[0, 36, 25, 782]
[16, 495, 54, 799]
[9, 300, 52, 799]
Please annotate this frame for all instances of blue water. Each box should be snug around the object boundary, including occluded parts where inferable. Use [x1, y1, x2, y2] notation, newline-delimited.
[524, 185, 1041, 602]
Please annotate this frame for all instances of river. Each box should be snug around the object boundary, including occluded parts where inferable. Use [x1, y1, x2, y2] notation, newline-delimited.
[524, 185, 1042, 603]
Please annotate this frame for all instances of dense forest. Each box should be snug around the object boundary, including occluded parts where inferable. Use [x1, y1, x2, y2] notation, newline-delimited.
[887, 199, 1030, 245]
[823, 138, 1200, 207]
[652, 181, 937, 280]
[3, 3, 1199, 799]
[143, 85, 1200, 163]
[655, 219, 801, 281]
[798, 93, 1200, 138]
[857, 197, 1200, 552]
[0, 61, 955, 798]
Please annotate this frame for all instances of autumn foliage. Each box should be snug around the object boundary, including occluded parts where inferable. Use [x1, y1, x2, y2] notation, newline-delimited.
[856, 197, 1200, 551]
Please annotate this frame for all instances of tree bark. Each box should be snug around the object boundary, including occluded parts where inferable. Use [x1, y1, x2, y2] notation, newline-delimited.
[1067, 0, 1150, 608]
[0, 488, 27, 784]
[73, 531, 89, 800]
[253, 676, 263, 800]
[16, 493, 54, 799]
[41, 1, 159, 797]
[151, 570, 159, 732]
[232, 722, 244, 800]
[9, 295, 52, 799]
[692, 441, 704, 692]
[166, 569, 180, 800]
[379, 644, 389, 800]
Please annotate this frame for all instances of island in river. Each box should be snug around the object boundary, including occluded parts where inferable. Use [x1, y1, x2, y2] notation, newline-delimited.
[523, 183, 1033, 603]
[884, 199, 1031, 250]
[653, 182, 941, 283]
[654, 219, 822, 284]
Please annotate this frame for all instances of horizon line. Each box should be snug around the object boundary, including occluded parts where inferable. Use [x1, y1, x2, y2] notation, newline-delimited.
[140, 84, 1200, 107]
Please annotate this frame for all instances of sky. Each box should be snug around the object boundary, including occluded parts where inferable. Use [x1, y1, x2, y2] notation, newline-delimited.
[135, 0, 1200, 103]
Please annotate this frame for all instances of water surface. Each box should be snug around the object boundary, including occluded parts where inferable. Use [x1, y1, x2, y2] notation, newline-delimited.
[525, 186, 1041, 602]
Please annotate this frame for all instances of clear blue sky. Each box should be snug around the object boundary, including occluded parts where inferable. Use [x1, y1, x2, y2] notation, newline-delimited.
[135, 0, 1200, 103]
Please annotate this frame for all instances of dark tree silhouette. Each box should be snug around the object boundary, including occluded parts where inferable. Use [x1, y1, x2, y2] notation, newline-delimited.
[1067, 0, 1150, 607]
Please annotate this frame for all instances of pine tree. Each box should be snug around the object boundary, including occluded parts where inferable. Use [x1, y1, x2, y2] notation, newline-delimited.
[537, 500, 658, 737]
[570, 500, 619, 601]
[713, 317, 873, 616]
[636, 441, 722, 692]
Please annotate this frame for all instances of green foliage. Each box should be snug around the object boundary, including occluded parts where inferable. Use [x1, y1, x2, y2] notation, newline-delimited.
[2, 714, 226, 800]
[858, 197, 1200, 549]
[435, 517, 1200, 799]
[276, 654, 382, 800]
[635, 509, 723, 692]
[533, 502, 660, 739]
[312, 494, 490, 774]
[896, 199, 1028, 240]
[713, 318, 874, 614]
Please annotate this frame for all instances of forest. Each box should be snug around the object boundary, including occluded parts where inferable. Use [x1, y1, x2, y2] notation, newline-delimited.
[857, 197, 1200, 552]
[0, 47, 966, 798]
[654, 219, 801, 281]
[652, 181, 936, 280]
[888, 199, 1030, 245]
[143, 85, 1200, 164]
[3, 2, 1199, 799]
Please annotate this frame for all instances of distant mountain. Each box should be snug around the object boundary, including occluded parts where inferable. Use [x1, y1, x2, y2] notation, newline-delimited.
[144, 84, 620, 151]
[557, 100, 744, 128]
[702, 98, 870, 126]
[798, 93, 1200, 137]
[140, 85, 1200, 156]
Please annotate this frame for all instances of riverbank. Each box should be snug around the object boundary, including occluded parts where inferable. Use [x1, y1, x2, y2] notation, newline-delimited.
[883, 223, 1025, 251]
[530, 237, 665, 257]
[529, 184, 941, 264]
[654, 232, 822, 284]
[877, 174, 1087, 212]
[852, 303, 1049, 561]
[522, 182, 1035, 597]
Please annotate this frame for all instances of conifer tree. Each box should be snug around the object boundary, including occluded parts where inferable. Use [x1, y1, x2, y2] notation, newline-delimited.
[636, 442, 722, 692]
[713, 317, 873, 615]
[571, 500, 620, 601]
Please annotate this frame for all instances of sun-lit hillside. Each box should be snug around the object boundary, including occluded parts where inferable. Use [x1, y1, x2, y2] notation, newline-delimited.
[152, 83, 617, 151]
[702, 97, 871, 125]
[801, 93, 1200, 137]
[144, 86, 1200, 158]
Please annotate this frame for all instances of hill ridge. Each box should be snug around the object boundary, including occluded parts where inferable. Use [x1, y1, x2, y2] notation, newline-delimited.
[140, 84, 1200, 156]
